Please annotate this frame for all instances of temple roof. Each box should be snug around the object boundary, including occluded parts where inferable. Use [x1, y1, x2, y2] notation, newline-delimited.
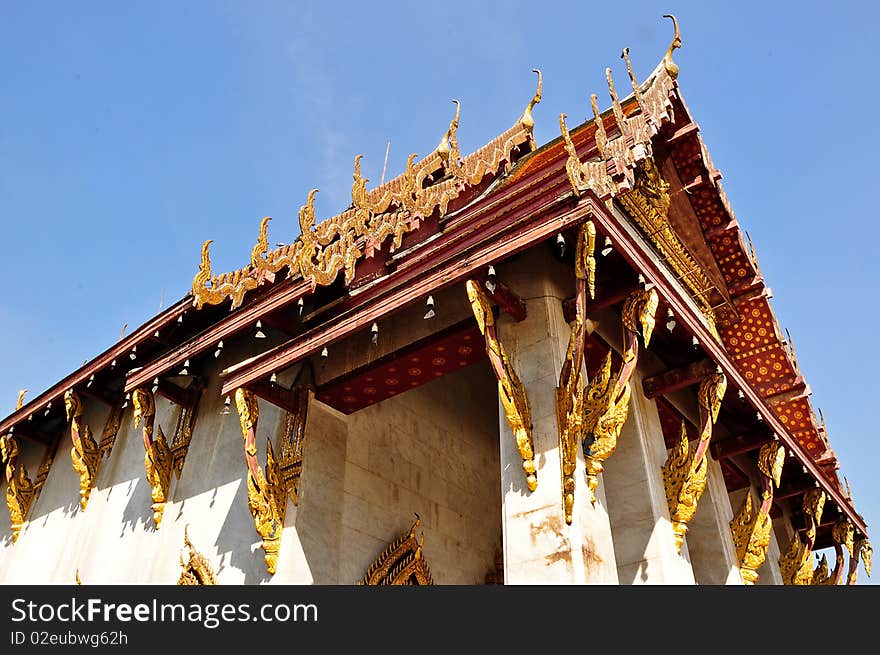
[0, 16, 866, 539]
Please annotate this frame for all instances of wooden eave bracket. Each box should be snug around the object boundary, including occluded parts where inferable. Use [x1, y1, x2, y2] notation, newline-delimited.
[642, 358, 718, 399]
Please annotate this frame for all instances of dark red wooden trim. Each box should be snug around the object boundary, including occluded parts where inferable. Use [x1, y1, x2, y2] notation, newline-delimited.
[316, 318, 481, 391]
[80, 387, 119, 408]
[250, 379, 308, 415]
[582, 193, 868, 536]
[219, 197, 588, 396]
[710, 431, 773, 461]
[562, 287, 638, 323]
[8, 425, 56, 447]
[642, 358, 717, 399]
[0, 298, 190, 436]
[775, 481, 818, 502]
[125, 279, 315, 393]
[720, 458, 751, 492]
[155, 378, 201, 408]
[474, 275, 527, 322]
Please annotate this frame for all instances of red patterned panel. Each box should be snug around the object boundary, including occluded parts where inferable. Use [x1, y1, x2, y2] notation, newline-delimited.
[669, 139, 702, 190]
[315, 323, 486, 414]
[777, 396, 822, 455]
[721, 298, 779, 359]
[711, 231, 757, 290]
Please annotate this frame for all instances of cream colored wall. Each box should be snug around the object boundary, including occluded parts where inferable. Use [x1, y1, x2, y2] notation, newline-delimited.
[339, 363, 501, 584]
[0, 338, 500, 584]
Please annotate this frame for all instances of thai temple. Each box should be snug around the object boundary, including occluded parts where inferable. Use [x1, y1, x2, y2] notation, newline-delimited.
[0, 16, 870, 585]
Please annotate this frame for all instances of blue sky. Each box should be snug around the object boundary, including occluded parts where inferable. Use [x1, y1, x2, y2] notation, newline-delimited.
[1, 1, 876, 579]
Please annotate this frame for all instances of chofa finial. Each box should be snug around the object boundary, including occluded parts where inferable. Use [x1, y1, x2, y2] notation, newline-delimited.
[662, 14, 682, 79]
[16, 390, 27, 411]
[250, 217, 271, 268]
[437, 100, 461, 161]
[520, 69, 543, 132]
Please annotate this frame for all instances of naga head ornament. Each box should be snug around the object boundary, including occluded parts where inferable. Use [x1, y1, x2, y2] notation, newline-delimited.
[131, 388, 155, 429]
[859, 539, 873, 577]
[622, 287, 659, 347]
[662, 14, 682, 79]
[832, 520, 855, 558]
[519, 69, 542, 133]
[466, 279, 495, 334]
[757, 440, 785, 489]
[250, 217, 271, 267]
[803, 488, 826, 527]
[437, 100, 461, 164]
[698, 372, 727, 424]
[64, 389, 83, 423]
[234, 388, 259, 440]
[298, 189, 319, 234]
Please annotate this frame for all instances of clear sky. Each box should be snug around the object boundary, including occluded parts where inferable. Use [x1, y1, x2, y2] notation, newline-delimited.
[1, 1, 876, 580]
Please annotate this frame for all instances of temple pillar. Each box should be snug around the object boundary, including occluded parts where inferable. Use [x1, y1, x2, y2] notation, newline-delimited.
[494, 252, 618, 584]
[603, 371, 696, 584]
[685, 456, 745, 584]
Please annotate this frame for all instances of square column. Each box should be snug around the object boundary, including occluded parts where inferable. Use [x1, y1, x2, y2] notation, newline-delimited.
[685, 456, 745, 584]
[495, 253, 618, 584]
[602, 371, 696, 584]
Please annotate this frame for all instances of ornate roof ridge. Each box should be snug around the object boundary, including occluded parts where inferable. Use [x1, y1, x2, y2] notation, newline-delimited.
[191, 72, 543, 310]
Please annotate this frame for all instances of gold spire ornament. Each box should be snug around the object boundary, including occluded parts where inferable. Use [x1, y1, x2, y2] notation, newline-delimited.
[467, 279, 536, 491]
[662, 370, 727, 552]
[192, 72, 541, 309]
[178, 525, 218, 585]
[730, 441, 785, 584]
[556, 222, 597, 524]
[132, 388, 173, 528]
[235, 388, 288, 575]
[662, 14, 682, 80]
[360, 517, 433, 585]
[64, 390, 100, 511]
[811, 554, 831, 586]
[192, 239, 259, 310]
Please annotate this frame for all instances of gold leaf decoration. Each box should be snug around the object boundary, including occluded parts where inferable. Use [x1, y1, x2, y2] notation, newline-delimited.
[192, 75, 542, 310]
[235, 388, 288, 575]
[556, 222, 597, 523]
[360, 517, 433, 586]
[730, 441, 784, 584]
[467, 279, 536, 492]
[132, 388, 173, 528]
[178, 525, 218, 585]
[64, 390, 100, 511]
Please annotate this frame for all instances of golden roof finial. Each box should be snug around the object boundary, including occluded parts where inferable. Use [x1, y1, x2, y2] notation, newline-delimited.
[519, 69, 543, 133]
[621, 47, 647, 116]
[559, 112, 582, 197]
[437, 100, 460, 162]
[298, 189, 319, 233]
[16, 390, 27, 411]
[662, 14, 682, 79]
[605, 67, 628, 140]
[352, 154, 369, 206]
[250, 217, 271, 268]
[590, 94, 608, 159]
